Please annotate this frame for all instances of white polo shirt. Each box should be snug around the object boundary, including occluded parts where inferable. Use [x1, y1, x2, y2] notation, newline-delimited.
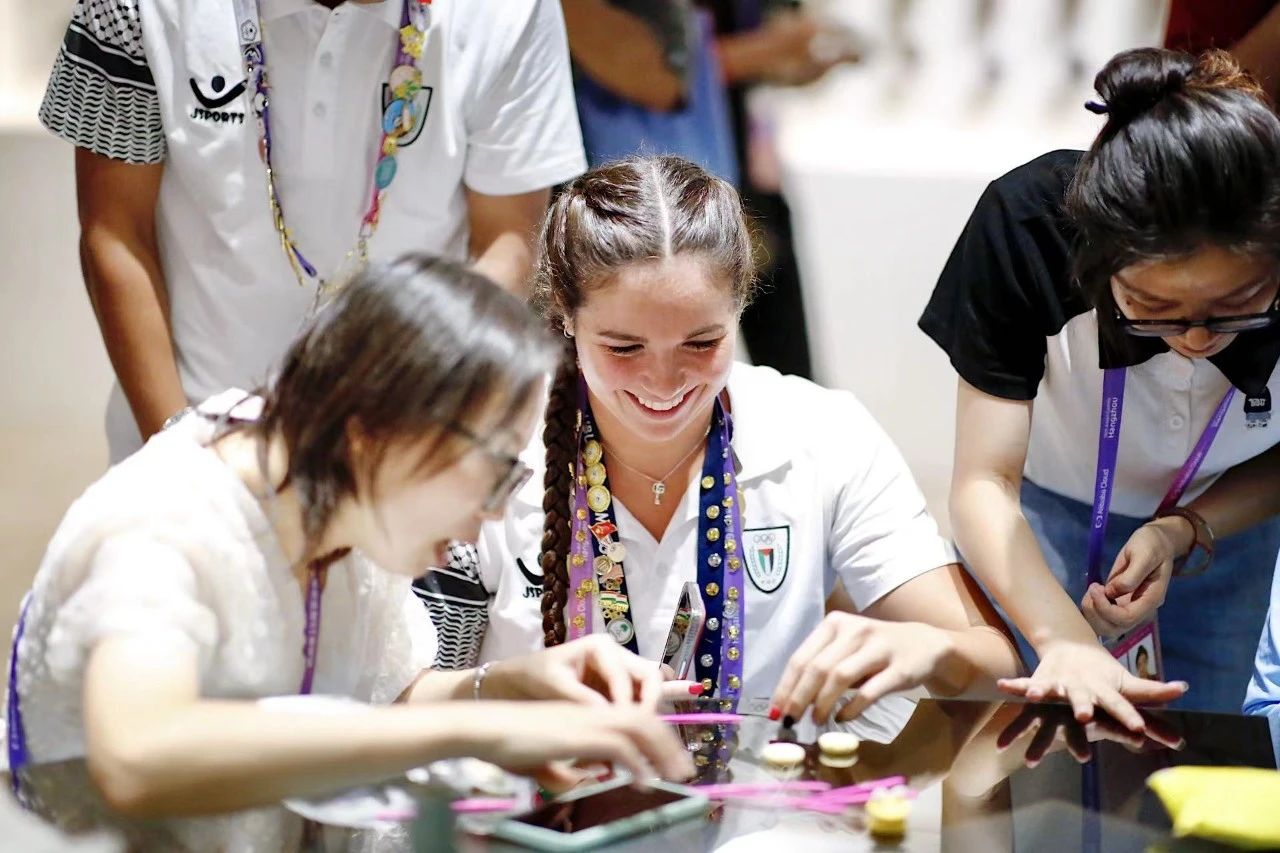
[473, 364, 958, 699]
[920, 150, 1280, 516]
[39, 0, 586, 461]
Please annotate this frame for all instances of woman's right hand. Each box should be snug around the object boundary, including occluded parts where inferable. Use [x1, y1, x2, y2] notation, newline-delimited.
[463, 701, 694, 784]
[996, 639, 1187, 730]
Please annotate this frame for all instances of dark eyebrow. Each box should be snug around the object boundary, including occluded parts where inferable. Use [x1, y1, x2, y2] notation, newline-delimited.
[1113, 274, 1176, 305]
[598, 330, 645, 342]
[597, 324, 727, 342]
[685, 324, 727, 338]
[1217, 274, 1275, 301]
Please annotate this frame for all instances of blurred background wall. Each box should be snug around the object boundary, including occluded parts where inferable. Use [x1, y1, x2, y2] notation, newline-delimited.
[0, 0, 1169, 645]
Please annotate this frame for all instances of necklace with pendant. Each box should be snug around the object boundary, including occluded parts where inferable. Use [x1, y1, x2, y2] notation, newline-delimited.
[601, 426, 711, 505]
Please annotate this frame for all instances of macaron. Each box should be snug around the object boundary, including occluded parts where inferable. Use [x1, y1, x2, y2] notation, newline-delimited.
[761, 741, 806, 776]
[817, 732, 860, 768]
[865, 789, 911, 838]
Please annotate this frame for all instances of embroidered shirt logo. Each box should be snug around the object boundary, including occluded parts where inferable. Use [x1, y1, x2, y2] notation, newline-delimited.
[1245, 388, 1272, 429]
[743, 526, 790, 593]
[189, 74, 247, 124]
[516, 557, 543, 599]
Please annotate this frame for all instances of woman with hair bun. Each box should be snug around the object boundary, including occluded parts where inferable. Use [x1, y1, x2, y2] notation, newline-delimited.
[922, 47, 1280, 721]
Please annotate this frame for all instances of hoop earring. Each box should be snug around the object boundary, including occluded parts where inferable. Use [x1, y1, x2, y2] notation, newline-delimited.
[563, 328, 573, 339]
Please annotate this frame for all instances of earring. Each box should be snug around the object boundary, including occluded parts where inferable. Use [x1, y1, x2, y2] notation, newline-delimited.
[563, 327, 574, 339]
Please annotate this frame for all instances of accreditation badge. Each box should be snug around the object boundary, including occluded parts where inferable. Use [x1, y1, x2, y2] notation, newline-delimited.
[1105, 620, 1163, 682]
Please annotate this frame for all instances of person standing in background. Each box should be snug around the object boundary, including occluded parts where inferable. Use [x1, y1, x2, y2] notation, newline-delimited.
[39, 0, 586, 464]
[562, 0, 857, 379]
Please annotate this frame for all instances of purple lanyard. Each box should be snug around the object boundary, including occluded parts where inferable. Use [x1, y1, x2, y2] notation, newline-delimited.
[1086, 367, 1236, 585]
[231, 0, 428, 293]
[5, 570, 324, 802]
[568, 383, 746, 709]
[7, 594, 31, 798]
[299, 565, 324, 695]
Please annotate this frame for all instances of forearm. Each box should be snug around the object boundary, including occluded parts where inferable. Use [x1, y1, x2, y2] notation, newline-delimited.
[951, 477, 1098, 650]
[467, 187, 549, 297]
[928, 625, 1024, 699]
[80, 229, 186, 439]
[1232, 4, 1280, 105]
[472, 231, 537, 297]
[403, 666, 476, 703]
[1185, 440, 1280, 540]
[716, 30, 778, 85]
[562, 0, 682, 110]
[404, 656, 535, 704]
[87, 700, 485, 817]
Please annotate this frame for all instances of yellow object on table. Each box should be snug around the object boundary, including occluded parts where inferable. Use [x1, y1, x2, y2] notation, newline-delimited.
[865, 790, 911, 838]
[1147, 766, 1280, 850]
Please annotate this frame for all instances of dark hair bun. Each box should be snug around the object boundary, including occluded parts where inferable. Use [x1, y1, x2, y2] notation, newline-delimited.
[1092, 47, 1196, 128]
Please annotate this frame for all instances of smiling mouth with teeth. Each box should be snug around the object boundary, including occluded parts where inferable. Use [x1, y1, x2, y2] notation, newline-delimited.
[633, 389, 691, 412]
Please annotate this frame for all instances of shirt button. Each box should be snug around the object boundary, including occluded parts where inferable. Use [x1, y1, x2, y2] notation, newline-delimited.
[1169, 415, 1186, 430]
[313, 102, 327, 118]
[318, 52, 333, 69]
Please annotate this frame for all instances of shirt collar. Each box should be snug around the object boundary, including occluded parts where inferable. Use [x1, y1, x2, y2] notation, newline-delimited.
[725, 363, 793, 484]
[260, 0, 404, 28]
[1097, 313, 1280, 396]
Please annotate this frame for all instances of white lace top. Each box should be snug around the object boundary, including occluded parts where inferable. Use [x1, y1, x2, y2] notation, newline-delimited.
[8, 391, 436, 850]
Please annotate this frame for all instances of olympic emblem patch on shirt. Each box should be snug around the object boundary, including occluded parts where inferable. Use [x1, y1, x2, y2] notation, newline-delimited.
[743, 526, 790, 593]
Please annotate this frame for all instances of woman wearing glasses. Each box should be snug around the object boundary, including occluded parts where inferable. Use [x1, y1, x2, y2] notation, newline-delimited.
[921, 47, 1280, 719]
[6, 255, 691, 848]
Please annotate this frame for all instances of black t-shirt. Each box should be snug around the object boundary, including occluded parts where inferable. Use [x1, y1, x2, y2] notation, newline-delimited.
[920, 149, 1280, 401]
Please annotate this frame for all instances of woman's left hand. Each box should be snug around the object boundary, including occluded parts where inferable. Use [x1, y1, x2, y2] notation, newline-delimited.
[1082, 517, 1191, 638]
[770, 612, 953, 724]
[486, 635, 668, 709]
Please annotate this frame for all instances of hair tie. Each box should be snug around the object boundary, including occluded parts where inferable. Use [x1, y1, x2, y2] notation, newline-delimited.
[1084, 100, 1110, 115]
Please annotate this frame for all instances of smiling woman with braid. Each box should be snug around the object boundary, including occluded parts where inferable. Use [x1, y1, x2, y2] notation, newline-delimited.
[426, 155, 1024, 729]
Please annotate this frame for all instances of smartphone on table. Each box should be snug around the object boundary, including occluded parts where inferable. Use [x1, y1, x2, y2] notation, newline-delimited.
[489, 776, 708, 851]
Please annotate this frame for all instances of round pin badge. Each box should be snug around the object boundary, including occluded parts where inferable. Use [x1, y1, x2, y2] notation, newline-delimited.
[374, 156, 397, 189]
[389, 64, 420, 95]
[587, 485, 611, 513]
[382, 99, 405, 135]
[593, 555, 613, 576]
[608, 618, 635, 645]
[603, 541, 627, 563]
[664, 630, 681, 657]
[586, 463, 607, 487]
[583, 440, 603, 466]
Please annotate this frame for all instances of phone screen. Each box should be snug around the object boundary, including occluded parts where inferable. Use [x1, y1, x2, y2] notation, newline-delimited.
[513, 785, 693, 833]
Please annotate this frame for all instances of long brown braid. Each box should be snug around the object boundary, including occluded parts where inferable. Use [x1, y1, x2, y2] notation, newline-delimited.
[533, 156, 758, 647]
[539, 344, 578, 647]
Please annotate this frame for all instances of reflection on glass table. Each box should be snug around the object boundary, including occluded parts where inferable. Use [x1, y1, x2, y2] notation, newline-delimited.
[11, 697, 1279, 852]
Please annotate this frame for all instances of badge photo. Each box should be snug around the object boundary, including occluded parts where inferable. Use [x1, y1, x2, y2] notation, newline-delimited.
[742, 526, 790, 593]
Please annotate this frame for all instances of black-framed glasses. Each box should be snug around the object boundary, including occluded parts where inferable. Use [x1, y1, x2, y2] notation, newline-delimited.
[447, 423, 533, 513]
[1114, 296, 1280, 338]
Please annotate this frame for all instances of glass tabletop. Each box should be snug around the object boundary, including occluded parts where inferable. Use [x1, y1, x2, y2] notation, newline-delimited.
[13, 697, 1280, 852]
